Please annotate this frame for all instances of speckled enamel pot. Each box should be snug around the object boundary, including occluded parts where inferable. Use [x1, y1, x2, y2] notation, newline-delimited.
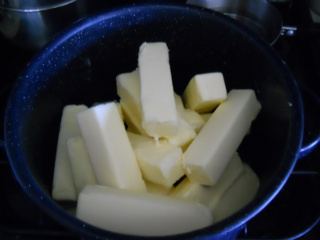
[4, 3, 303, 240]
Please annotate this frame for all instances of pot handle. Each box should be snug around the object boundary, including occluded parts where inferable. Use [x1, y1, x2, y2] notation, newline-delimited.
[298, 86, 320, 159]
[281, 26, 297, 37]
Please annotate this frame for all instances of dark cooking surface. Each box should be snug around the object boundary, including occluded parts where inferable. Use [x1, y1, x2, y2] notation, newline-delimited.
[0, 0, 319, 239]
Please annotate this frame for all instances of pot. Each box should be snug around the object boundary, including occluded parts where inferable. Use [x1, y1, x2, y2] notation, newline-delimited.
[3, 3, 310, 239]
[0, 0, 87, 50]
[309, 0, 320, 16]
[186, 0, 284, 45]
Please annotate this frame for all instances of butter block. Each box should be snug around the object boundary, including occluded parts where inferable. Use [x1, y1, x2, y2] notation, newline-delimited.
[120, 100, 147, 135]
[213, 164, 260, 222]
[76, 185, 213, 236]
[138, 42, 179, 138]
[180, 109, 205, 133]
[52, 104, 88, 201]
[182, 89, 261, 186]
[145, 180, 173, 195]
[67, 136, 97, 195]
[174, 92, 186, 112]
[206, 153, 245, 210]
[93, 102, 123, 120]
[77, 102, 146, 192]
[183, 72, 227, 113]
[174, 93, 204, 133]
[165, 117, 197, 151]
[200, 113, 212, 124]
[134, 141, 184, 188]
[116, 69, 141, 114]
[170, 153, 244, 209]
[127, 131, 153, 148]
[115, 102, 124, 121]
[117, 70, 148, 136]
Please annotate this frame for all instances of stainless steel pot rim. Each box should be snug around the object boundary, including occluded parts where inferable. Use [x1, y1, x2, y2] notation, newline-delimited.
[0, 0, 78, 12]
[186, 0, 283, 44]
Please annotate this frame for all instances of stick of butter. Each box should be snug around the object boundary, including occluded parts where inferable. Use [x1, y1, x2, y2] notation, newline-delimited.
[127, 131, 185, 187]
[182, 89, 261, 186]
[126, 131, 153, 148]
[138, 42, 179, 138]
[120, 100, 147, 135]
[77, 102, 146, 192]
[134, 140, 184, 188]
[92, 102, 123, 121]
[213, 164, 260, 222]
[145, 180, 173, 195]
[180, 109, 205, 133]
[206, 153, 245, 210]
[117, 70, 148, 136]
[174, 93, 204, 133]
[170, 153, 244, 209]
[200, 113, 212, 125]
[76, 185, 213, 236]
[116, 69, 141, 116]
[183, 72, 227, 113]
[66, 136, 97, 195]
[165, 117, 197, 151]
[52, 104, 88, 201]
[174, 92, 186, 112]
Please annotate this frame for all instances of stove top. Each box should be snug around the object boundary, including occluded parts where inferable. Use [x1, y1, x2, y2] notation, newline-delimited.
[0, 0, 320, 239]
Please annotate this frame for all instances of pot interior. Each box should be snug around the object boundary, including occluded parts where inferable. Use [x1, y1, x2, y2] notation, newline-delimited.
[5, 4, 303, 239]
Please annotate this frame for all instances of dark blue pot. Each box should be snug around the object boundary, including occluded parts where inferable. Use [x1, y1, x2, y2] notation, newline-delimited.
[4, 3, 305, 240]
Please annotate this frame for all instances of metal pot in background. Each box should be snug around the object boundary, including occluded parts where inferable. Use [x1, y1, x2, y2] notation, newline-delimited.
[309, 0, 320, 16]
[0, 0, 87, 50]
[187, 0, 284, 45]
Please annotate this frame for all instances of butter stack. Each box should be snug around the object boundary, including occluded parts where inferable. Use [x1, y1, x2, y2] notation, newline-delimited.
[52, 42, 261, 237]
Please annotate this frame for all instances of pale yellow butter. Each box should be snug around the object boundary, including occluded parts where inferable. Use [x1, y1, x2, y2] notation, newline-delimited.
[174, 93, 204, 133]
[206, 153, 245, 210]
[182, 89, 261, 186]
[213, 164, 260, 222]
[138, 42, 179, 138]
[66, 136, 96, 195]
[116, 69, 141, 114]
[126, 131, 153, 148]
[52, 104, 88, 201]
[183, 72, 227, 113]
[170, 153, 244, 210]
[92, 102, 123, 120]
[76, 185, 213, 236]
[120, 100, 147, 135]
[117, 70, 148, 136]
[174, 92, 185, 112]
[180, 109, 205, 133]
[77, 102, 146, 192]
[145, 180, 173, 195]
[134, 141, 184, 188]
[165, 117, 197, 151]
[200, 113, 212, 124]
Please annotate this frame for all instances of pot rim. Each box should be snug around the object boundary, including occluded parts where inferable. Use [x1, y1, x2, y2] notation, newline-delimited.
[187, 0, 283, 45]
[0, 0, 79, 12]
